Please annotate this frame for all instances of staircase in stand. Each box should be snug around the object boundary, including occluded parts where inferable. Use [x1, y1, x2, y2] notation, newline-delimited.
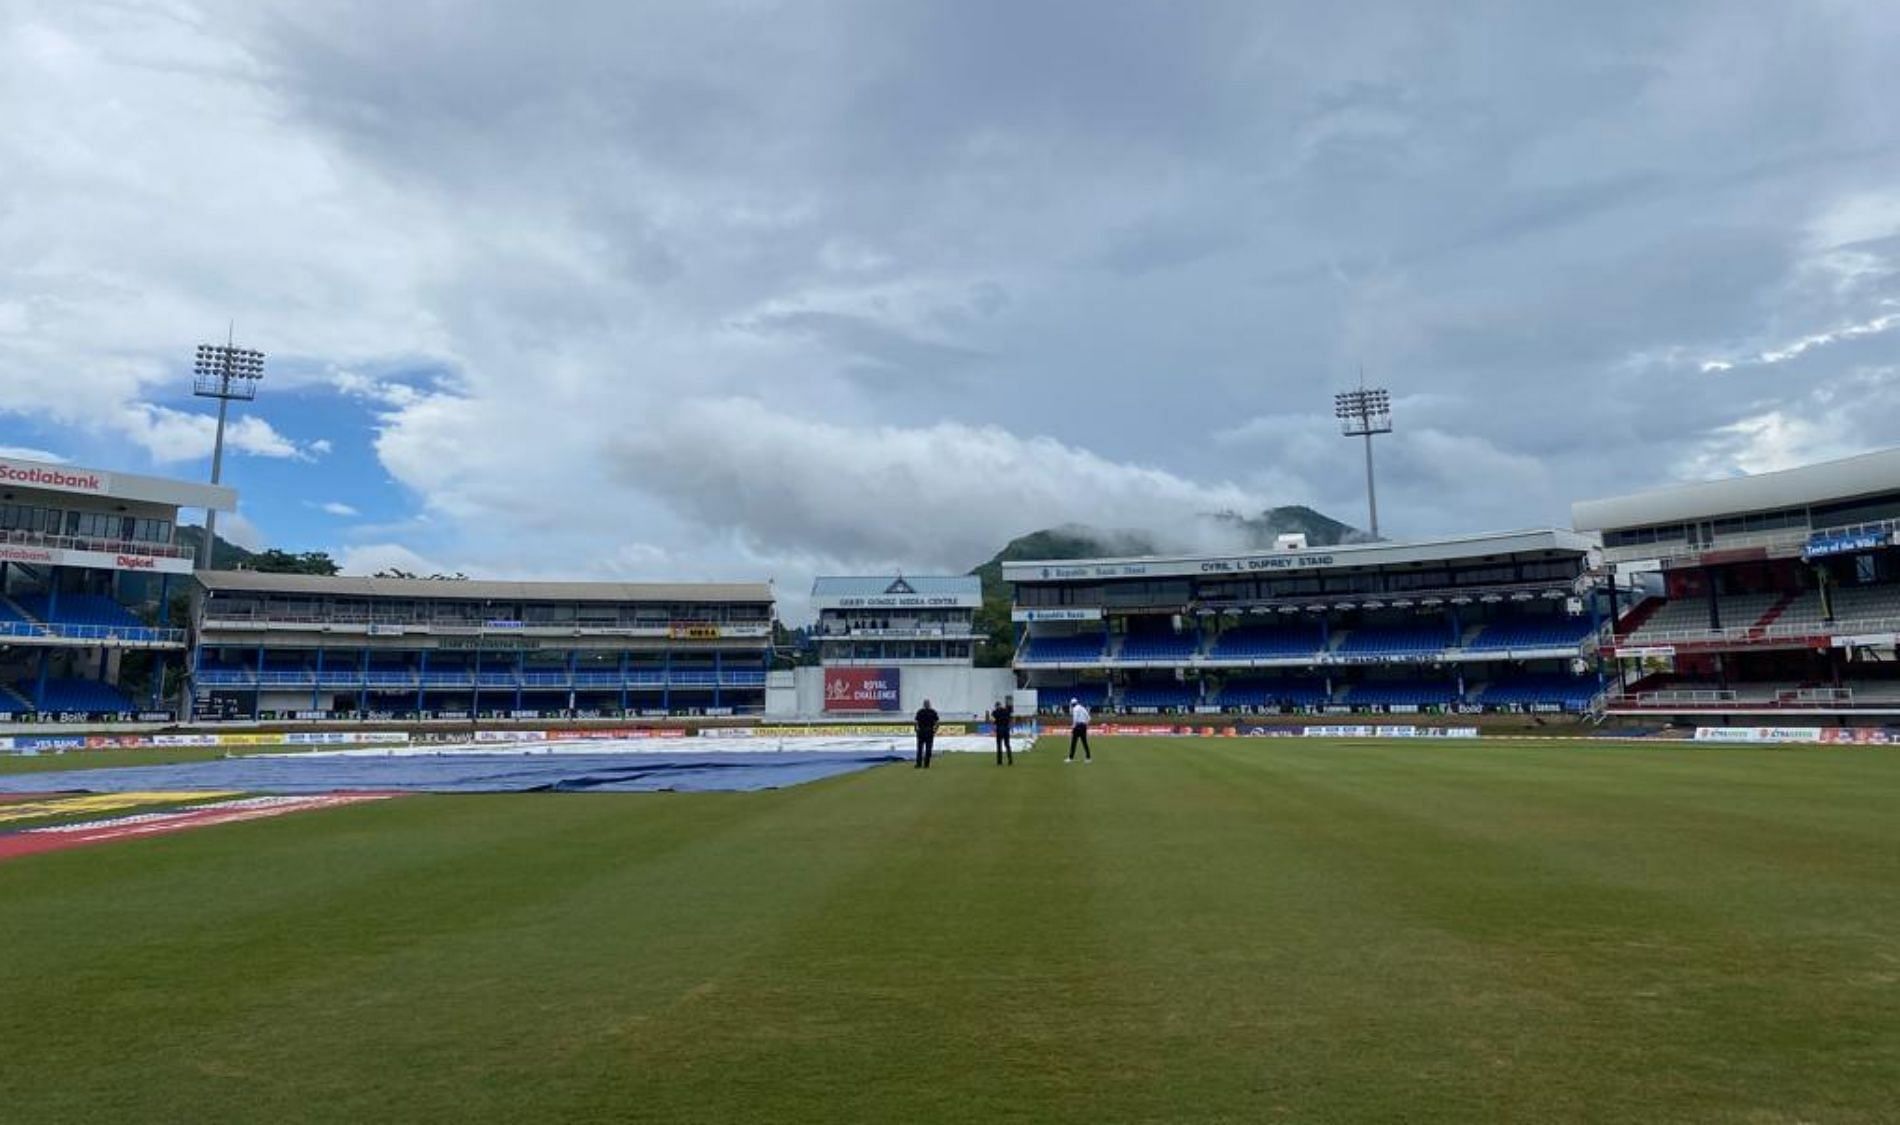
[1746, 591, 1798, 641]
[1612, 597, 1663, 639]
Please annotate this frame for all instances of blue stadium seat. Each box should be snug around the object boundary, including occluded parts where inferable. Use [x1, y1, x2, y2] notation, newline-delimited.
[1020, 634, 1108, 663]
[1216, 678, 1328, 708]
[15, 594, 145, 630]
[1038, 683, 1108, 711]
[1336, 625, 1451, 657]
[1117, 633, 1199, 661]
[1477, 675, 1600, 710]
[17, 677, 136, 713]
[1342, 680, 1460, 707]
[1208, 624, 1325, 660]
[1120, 683, 1197, 709]
[1465, 616, 1594, 651]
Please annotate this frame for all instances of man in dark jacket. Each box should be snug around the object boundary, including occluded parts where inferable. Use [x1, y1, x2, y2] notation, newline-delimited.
[914, 699, 940, 769]
[990, 699, 1013, 765]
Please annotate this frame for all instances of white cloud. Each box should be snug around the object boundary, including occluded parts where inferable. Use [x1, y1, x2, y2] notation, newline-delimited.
[0, 445, 67, 463]
[213, 510, 267, 552]
[334, 542, 454, 577]
[112, 404, 320, 463]
[607, 396, 1263, 569]
[5, 0, 1900, 606]
[1675, 410, 1868, 481]
[315, 500, 359, 517]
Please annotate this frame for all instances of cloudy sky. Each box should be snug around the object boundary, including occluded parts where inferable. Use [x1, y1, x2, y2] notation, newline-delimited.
[2, 1, 1897, 616]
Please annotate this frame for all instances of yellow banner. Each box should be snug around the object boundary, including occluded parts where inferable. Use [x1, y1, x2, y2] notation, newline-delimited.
[0, 791, 238, 825]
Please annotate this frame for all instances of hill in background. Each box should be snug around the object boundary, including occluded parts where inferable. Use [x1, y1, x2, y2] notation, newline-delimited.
[966, 506, 1365, 665]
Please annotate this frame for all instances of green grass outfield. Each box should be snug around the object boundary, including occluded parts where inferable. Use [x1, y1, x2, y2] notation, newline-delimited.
[2, 737, 1896, 1124]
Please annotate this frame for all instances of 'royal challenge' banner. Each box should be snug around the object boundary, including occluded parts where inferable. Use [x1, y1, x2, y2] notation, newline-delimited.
[823, 666, 901, 712]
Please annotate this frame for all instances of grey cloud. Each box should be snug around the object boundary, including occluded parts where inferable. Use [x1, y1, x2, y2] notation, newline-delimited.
[6, 0, 1900, 603]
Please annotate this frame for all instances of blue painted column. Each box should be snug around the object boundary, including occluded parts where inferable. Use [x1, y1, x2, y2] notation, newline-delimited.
[565, 649, 577, 713]
[662, 648, 672, 715]
[514, 650, 525, 714]
[46, 573, 59, 621]
[34, 649, 50, 709]
[712, 650, 722, 711]
[254, 641, 265, 717]
[313, 647, 324, 712]
[415, 649, 429, 714]
[358, 648, 370, 714]
[618, 650, 629, 714]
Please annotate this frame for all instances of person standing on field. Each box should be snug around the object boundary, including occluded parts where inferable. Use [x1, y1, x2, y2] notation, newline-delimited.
[991, 699, 1013, 765]
[1066, 697, 1091, 763]
[914, 698, 940, 769]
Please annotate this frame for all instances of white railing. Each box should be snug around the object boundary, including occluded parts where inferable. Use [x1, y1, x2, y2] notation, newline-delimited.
[0, 528, 196, 561]
[1616, 612, 1900, 650]
[1603, 515, 1900, 567]
[1637, 689, 1737, 705]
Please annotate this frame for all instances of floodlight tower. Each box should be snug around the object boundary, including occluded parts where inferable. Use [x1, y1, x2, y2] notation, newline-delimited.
[191, 331, 266, 569]
[1334, 382, 1393, 540]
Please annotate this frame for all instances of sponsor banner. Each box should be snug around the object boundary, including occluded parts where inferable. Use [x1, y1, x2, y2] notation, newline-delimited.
[1802, 530, 1892, 560]
[754, 723, 970, 737]
[1817, 728, 1896, 745]
[367, 623, 406, 636]
[1831, 633, 1898, 648]
[80, 735, 153, 750]
[823, 666, 901, 713]
[0, 793, 399, 862]
[152, 734, 221, 747]
[1318, 653, 1445, 666]
[1613, 645, 1677, 659]
[1235, 724, 1305, 737]
[0, 541, 193, 575]
[0, 791, 238, 826]
[971, 722, 1044, 737]
[1300, 725, 1481, 740]
[1692, 726, 1826, 744]
[669, 622, 722, 640]
[7, 735, 88, 753]
[0, 459, 110, 494]
[698, 727, 756, 738]
[473, 730, 548, 743]
[544, 728, 690, 741]
[280, 731, 412, 746]
[1010, 607, 1104, 623]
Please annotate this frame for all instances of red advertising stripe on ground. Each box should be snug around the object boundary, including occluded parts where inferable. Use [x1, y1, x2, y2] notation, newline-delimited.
[0, 793, 399, 862]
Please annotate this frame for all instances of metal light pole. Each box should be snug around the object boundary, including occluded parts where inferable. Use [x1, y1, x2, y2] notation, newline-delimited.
[1334, 383, 1393, 539]
[192, 332, 265, 569]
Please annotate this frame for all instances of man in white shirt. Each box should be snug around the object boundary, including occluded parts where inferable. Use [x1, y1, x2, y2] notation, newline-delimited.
[1066, 698, 1092, 763]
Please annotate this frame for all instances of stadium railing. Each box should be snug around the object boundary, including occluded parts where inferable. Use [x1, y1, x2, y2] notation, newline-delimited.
[0, 527, 196, 562]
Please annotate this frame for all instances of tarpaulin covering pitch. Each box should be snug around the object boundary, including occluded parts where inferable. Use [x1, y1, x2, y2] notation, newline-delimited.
[0, 751, 903, 795]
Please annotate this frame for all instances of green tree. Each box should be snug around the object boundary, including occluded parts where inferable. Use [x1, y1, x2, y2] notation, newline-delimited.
[248, 549, 341, 575]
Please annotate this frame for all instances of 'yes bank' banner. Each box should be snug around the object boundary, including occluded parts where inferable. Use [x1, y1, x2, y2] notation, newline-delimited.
[824, 667, 901, 712]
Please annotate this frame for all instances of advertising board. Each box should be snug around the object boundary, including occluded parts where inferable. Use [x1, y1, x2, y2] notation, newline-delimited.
[823, 666, 901, 712]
